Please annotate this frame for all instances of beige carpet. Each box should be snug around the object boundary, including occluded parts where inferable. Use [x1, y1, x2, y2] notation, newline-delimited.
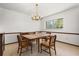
[3, 42, 79, 56]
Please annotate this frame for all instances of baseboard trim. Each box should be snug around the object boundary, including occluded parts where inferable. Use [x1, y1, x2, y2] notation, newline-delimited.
[5, 42, 18, 45]
[5, 40, 79, 47]
[56, 40, 79, 47]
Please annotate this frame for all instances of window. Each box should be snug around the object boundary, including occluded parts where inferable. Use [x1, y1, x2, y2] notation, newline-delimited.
[46, 18, 63, 29]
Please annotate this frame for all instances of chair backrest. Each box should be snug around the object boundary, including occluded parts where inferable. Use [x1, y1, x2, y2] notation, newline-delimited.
[46, 32, 51, 34]
[20, 32, 35, 35]
[20, 32, 30, 35]
[29, 32, 35, 34]
[49, 35, 57, 46]
[17, 35, 29, 48]
[17, 35, 22, 46]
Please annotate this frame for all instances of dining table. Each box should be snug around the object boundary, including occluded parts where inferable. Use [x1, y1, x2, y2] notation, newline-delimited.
[22, 33, 52, 52]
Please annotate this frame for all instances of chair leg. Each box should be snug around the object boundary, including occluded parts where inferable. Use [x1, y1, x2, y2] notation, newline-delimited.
[54, 47, 56, 55]
[17, 47, 19, 53]
[36, 39, 38, 44]
[19, 48, 22, 56]
[40, 44, 42, 53]
[49, 48, 51, 56]
[31, 45, 32, 53]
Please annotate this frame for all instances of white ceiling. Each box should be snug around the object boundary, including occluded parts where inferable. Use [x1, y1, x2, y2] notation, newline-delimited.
[0, 3, 79, 17]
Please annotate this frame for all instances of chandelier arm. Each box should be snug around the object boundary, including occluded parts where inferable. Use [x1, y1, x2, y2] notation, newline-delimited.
[36, 4, 38, 16]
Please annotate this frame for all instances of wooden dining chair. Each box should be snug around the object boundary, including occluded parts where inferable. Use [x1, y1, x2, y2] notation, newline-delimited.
[20, 32, 29, 35]
[20, 32, 35, 35]
[46, 32, 51, 34]
[20, 32, 36, 40]
[17, 35, 32, 56]
[40, 35, 57, 56]
[40, 32, 51, 42]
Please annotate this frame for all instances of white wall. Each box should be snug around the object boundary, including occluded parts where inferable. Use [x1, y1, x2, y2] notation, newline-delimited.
[0, 5, 79, 45]
[0, 7, 41, 44]
[41, 6, 79, 45]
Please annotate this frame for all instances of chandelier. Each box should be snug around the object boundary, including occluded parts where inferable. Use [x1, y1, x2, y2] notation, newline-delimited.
[32, 4, 41, 20]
